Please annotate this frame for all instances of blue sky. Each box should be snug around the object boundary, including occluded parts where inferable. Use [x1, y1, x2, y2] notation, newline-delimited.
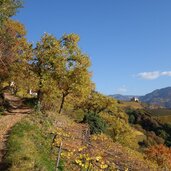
[13, 0, 171, 95]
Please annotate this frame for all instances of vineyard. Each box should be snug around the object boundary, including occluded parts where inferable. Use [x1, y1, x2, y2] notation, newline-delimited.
[51, 114, 158, 171]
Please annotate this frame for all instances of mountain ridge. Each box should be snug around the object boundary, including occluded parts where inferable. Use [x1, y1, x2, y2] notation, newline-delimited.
[110, 94, 140, 101]
[111, 87, 171, 108]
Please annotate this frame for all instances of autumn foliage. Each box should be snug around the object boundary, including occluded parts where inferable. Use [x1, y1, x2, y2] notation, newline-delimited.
[1, 1, 171, 170]
[146, 144, 171, 170]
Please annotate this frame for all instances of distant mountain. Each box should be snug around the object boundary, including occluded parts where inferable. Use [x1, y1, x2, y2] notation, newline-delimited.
[140, 87, 171, 108]
[111, 87, 171, 108]
[110, 94, 140, 101]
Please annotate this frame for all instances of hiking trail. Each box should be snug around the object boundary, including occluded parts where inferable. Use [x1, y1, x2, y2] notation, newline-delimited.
[0, 93, 32, 168]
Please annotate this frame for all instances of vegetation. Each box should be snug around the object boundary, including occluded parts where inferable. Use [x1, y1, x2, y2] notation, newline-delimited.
[3, 113, 63, 171]
[82, 112, 107, 134]
[149, 109, 171, 117]
[1, 1, 171, 170]
[5, 123, 53, 170]
[126, 108, 171, 147]
[146, 144, 171, 170]
[148, 108, 171, 124]
[0, 0, 23, 24]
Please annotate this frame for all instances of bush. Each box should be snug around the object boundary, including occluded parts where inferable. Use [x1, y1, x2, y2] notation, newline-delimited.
[23, 97, 37, 108]
[129, 114, 136, 124]
[0, 106, 4, 116]
[82, 112, 107, 134]
[146, 144, 171, 170]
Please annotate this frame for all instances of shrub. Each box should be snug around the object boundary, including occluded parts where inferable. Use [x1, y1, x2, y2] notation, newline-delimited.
[82, 113, 107, 134]
[23, 97, 37, 108]
[129, 114, 136, 124]
[146, 144, 171, 170]
[0, 106, 4, 116]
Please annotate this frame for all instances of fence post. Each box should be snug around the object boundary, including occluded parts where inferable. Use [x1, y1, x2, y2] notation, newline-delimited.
[55, 141, 62, 171]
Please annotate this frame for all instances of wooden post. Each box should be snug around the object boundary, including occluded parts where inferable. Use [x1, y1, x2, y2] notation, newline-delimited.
[55, 142, 62, 171]
[50, 134, 57, 154]
[58, 93, 65, 114]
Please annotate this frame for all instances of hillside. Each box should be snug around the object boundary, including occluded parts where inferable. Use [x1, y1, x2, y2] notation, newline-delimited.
[116, 100, 171, 147]
[1, 107, 159, 171]
[112, 87, 171, 108]
[140, 87, 171, 108]
[1, 1, 171, 170]
[117, 101, 144, 110]
[1, 92, 171, 170]
[110, 94, 139, 101]
[148, 108, 171, 124]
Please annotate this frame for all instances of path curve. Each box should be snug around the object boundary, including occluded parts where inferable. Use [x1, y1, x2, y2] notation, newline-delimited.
[0, 93, 32, 167]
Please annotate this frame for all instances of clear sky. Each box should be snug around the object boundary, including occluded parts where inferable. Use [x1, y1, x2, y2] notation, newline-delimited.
[13, 0, 171, 95]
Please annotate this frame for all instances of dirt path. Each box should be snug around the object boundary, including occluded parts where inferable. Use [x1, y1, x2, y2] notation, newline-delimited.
[0, 93, 32, 165]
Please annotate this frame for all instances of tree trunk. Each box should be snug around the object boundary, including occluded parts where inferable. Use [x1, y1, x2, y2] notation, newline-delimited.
[37, 71, 43, 103]
[0, 91, 4, 106]
[37, 89, 43, 102]
[59, 93, 66, 114]
[37, 70, 43, 112]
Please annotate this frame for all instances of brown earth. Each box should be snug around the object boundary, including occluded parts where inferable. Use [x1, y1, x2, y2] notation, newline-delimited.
[0, 93, 32, 169]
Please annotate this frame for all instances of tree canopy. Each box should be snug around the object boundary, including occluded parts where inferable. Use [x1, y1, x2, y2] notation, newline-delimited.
[29, 33, 93, 113]
[0, 0, 23, 24]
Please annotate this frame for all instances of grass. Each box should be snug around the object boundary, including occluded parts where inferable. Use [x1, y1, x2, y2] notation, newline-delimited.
[117, 101, 144, 110]
[148, 109, 171, 124]
[153, 116, 171, 124]
[149, 109, 171, 116]
[1, 109, 161, 170]
[1, 100, 163, 170]
[3, 113, 63, 171]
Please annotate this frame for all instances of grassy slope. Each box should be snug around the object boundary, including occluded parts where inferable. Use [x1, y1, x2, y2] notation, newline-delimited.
[117, 101, 144, 110]
[147, 109, 171, 124]
[2, 110, 160, 171]
[3, 113, 58, 171]
[118, 101, 171, 124]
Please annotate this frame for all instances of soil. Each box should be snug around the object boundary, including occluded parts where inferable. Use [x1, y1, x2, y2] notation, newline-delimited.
[0, 93, 32, 168]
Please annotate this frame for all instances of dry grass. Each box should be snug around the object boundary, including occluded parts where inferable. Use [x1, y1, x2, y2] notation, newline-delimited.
[117, 101, 144, 110]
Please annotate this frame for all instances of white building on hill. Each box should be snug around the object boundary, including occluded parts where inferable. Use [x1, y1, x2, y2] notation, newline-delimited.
[130, 97, 140, 102]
